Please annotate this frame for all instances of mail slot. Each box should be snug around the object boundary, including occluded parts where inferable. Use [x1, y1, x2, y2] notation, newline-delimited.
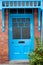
[19, 41, 25, 43]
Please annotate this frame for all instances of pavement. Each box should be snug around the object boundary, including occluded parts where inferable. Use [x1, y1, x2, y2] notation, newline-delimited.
[0, 60, 29, 65]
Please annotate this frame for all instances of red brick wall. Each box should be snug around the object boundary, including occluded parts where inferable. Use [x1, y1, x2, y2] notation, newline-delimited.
[0, 9, 41, 64]
[0, 10, 2, 63]
[34, 9, 40, 48]
[0, 9, 8, 64]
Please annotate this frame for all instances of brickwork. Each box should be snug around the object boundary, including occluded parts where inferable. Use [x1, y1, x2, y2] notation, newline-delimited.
[34, 9, 40, 48]
[0, 9, 8, 64]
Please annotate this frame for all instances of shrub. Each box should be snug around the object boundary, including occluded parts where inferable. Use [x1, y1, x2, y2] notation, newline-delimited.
[28, 37, 43, 65]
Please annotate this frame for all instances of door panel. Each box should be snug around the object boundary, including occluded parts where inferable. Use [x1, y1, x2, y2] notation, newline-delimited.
[9, 14, 34, 60]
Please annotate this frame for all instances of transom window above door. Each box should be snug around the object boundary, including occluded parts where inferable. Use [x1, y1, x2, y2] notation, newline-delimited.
[12, 18, 30, 39]
[9, 9, 32, 14]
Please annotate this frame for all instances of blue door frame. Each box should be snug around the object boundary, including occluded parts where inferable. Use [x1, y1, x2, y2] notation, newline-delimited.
[9, 14, 34, 60]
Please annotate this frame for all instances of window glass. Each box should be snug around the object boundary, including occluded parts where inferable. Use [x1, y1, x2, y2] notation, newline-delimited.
[12, 18, 16, 22]
[26, 1, 29, 6]
[10, 1, 13, 6]
[2, 1, 5, 6]
[34, 1, 37, 6]
[22, 28, 30, 39]
[12, 18, 30, 39]
[18, 1, 21, 6]
[6, 1, 9, 6]
[13, 28, 21, 39]
[25, 9, 32, 14]
[18, 9, 24, 14]
[14, 1, 17, 6]
[22, 1, 25, 6]
[38, 1, 40, 6]
[10, 9, 17, 14]
[30, 2, 33, 6]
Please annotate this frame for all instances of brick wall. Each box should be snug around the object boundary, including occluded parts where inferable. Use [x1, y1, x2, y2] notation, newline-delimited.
[0, 9, 8, 64]
[34, 9, 40, 48]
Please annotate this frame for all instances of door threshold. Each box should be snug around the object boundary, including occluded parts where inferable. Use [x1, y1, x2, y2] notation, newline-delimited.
[9, 60, 29, 64]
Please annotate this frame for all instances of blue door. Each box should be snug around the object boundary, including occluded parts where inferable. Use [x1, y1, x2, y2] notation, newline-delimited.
[9, 13, 34, 60]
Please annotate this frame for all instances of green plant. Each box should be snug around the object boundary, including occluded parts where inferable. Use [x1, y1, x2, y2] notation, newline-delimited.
[28, 37, 43, 65]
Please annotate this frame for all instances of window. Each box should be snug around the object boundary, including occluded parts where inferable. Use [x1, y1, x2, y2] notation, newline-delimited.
[22, 28, 30, 39]
[14, 1, 17, 6]
[22, 1, 25, 6]
[13, 28, 21, 39]
[18, 1, 21, 6]
[12, 18, 16, 22]
[34, 1, 37, 6]
[9, 9, 17, 14]
[6, 1, 9, 6]
[12, 18, 30, 39]
[18, 9, 24, 14]
[30, 2, 33, 6]
[26, 1, 29, 6]
[38, 1, 40, 6]
[9, 9, 32, 14]
[10, 1, 13, 6]
[25, 9, 32, 14]
[2, 1, 5, 6]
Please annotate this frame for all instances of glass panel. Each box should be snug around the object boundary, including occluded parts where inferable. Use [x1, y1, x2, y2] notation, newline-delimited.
[14, 1, 17, 6]
[26, 1, 29, 6]
[25, 23, 30, 27]
[13, 28, 20, 39]
[10, 9, 17, 14]
[34, 1, 37, 6]
[17, 18, 21, 22]
[22, 28, 30, 39]
[18, 1, 21, 6]
[30, 2, 33, 6]
[22, 18, 25, 22]
[9, 9, 32, 14]
[6, 1, 9, 6]
[13, 23, 18, 27]
[12, 18, 30, 39]
[2, 1, 5, 6]
[19, 23, 24, 27]
[26, 18, 30, 22]
[22, 1, 25, 6]
[25, 9, 32, 14]
[38, 1, 40, 6]
[12, 18, 16, 22]
[18, 9, 24, 14]
[10, 1, 13, 6]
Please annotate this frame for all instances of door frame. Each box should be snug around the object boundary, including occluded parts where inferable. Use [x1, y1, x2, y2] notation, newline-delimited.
[8, 13, 34, 60]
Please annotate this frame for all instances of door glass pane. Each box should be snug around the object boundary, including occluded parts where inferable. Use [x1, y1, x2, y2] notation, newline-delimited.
[12, 28, 20, 39]
[25, 23, 30, 27]
[17, 18, 21, 22]
[22, 18, 25, 22]
[12, 18, 16, 22]
[12, 23, 18, 27]
[19, 23, 24, 27]
[26, 18, 30, 22]
[22, 28, 30, 39]
[12, 18, 30, 39]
